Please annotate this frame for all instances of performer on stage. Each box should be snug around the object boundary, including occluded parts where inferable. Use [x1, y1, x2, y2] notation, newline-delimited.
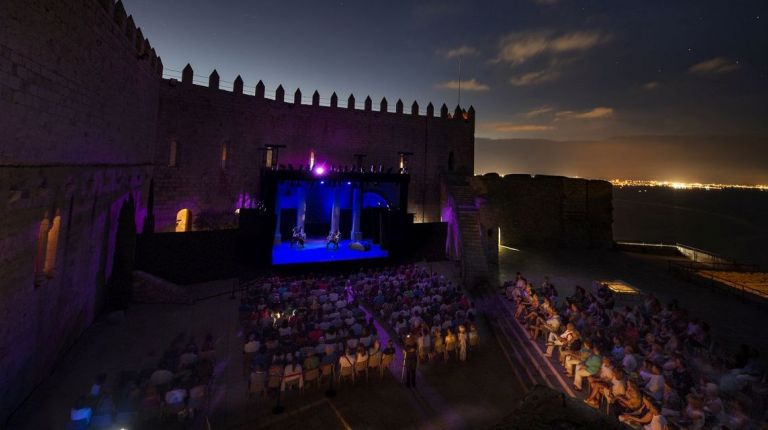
[291, 226, 306, 248]
[326, 230, 340, 249]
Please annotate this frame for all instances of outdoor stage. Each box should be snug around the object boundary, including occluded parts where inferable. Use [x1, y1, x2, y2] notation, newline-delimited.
[272, 238, 388, 265]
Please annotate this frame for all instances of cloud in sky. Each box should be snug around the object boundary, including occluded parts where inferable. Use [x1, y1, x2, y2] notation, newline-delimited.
[522, 106, 554, 118]
[509, 68, 561, 86]
[689, 57, 741, 75]
[495, 30, 608, 66]
[642, 81, 660, 91]
[480, 122, 554, 132]
[555, 107, 614, 120]
[438, 45, 478, 59]
[435, 78, 490, 91]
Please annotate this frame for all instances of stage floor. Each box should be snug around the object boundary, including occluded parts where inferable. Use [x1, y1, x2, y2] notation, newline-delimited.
[272, 238, 388, 265]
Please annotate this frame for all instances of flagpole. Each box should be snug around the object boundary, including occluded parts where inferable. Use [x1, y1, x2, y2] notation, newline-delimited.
[457, 55, 462, 107]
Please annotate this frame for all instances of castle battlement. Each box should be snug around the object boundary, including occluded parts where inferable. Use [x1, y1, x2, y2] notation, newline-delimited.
[165, 64, 475, 123]
[97, 0, 164, 77]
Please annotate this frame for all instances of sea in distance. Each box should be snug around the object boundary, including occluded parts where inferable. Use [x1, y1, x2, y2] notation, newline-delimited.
[613, 187, 768, 269]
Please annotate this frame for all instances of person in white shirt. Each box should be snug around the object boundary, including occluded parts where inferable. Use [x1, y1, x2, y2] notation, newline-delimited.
[282, 357, 303, 391]
[545, 323, 576, 358]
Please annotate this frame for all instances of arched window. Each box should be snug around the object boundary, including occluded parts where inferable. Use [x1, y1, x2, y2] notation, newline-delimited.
[169, 140, 178, 167]
[175, 208, 192, 232]
[220, 143, 228, 170]
[34, 215, 50, 286]
[43, 211, 61, 278]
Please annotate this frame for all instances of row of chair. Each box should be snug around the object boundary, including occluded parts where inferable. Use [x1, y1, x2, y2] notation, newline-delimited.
[249, 352, 396, 397]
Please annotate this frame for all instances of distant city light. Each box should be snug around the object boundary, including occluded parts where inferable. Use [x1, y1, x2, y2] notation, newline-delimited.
[611, 179, 768, 191]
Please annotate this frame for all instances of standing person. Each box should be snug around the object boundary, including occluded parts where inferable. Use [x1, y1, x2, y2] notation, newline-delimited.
[403, 342, 418, 388]
[457, 325, 468, 362]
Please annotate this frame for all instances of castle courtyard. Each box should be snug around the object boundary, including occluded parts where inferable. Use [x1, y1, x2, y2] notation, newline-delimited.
[8, 251, 768, 429]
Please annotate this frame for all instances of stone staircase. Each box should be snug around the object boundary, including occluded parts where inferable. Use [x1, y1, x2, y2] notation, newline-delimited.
[446, 184, 491, 289]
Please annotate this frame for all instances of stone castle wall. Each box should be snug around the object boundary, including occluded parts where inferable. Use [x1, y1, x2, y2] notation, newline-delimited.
[471, 174, 613, 249]
[0, 0, 161, 422]
[152, 71, 475, 231]
[0, 0, 612, 422]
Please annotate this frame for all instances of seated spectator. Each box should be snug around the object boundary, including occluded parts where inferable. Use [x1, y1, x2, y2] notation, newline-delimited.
[622, 345, 638, 374]
[585, 356, 618, 407]
[382, 339, 396, 356]
[243, 334, 259, 354]
[149, 365, 174, 387]
[545, 322, 577, 358]
[615, 379, 643, 415]
[723, 401, 748, 430]
[89, 374, 106, 398]
[683, 394, 706, 430]
[339, 348, 356, 370]
[618, 396, 655, 428]
[639, 362, 665, 401]
[702, 382, 723, 417]
[164, 383, 188, 406]
[356, 345, 369, 363]
[573, 345, 602, 391]
[564, 340, 591, 377]
[303, 351, 319, 371]
[282, 357, 303, 391]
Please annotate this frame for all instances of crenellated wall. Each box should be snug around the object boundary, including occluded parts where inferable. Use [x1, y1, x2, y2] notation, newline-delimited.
[0, 0, 161, 423]
[151, 65, 475, 231]
[470, 174, 613, 249]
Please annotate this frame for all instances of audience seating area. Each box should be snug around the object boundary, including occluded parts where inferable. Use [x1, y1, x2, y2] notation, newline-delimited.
[238, 265, 480, 400]
[67, 332, 217, 429]
[351, 265, 479, 363]
[65, 264, 481, 427]
[508, 272, 767, 430]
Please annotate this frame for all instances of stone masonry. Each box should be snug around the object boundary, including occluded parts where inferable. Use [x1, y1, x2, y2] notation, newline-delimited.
[0, 0, 161, 422]
[152, 69, 475, 231]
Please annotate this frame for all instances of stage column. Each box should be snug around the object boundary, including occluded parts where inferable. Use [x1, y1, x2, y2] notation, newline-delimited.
[274, 183, 282, 246]
[351, 183, 363, 241]
[330, 186, 341, 234]
[297, 183, 307, 231]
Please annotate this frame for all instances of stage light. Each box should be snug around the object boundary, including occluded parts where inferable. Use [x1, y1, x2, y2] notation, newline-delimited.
[314, 166, 326, 176]
[320, 181, 325, 184]
[347, 181, 351, 185]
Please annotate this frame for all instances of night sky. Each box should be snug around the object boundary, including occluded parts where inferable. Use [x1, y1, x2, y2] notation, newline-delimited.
[124, 0, 768, 184]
